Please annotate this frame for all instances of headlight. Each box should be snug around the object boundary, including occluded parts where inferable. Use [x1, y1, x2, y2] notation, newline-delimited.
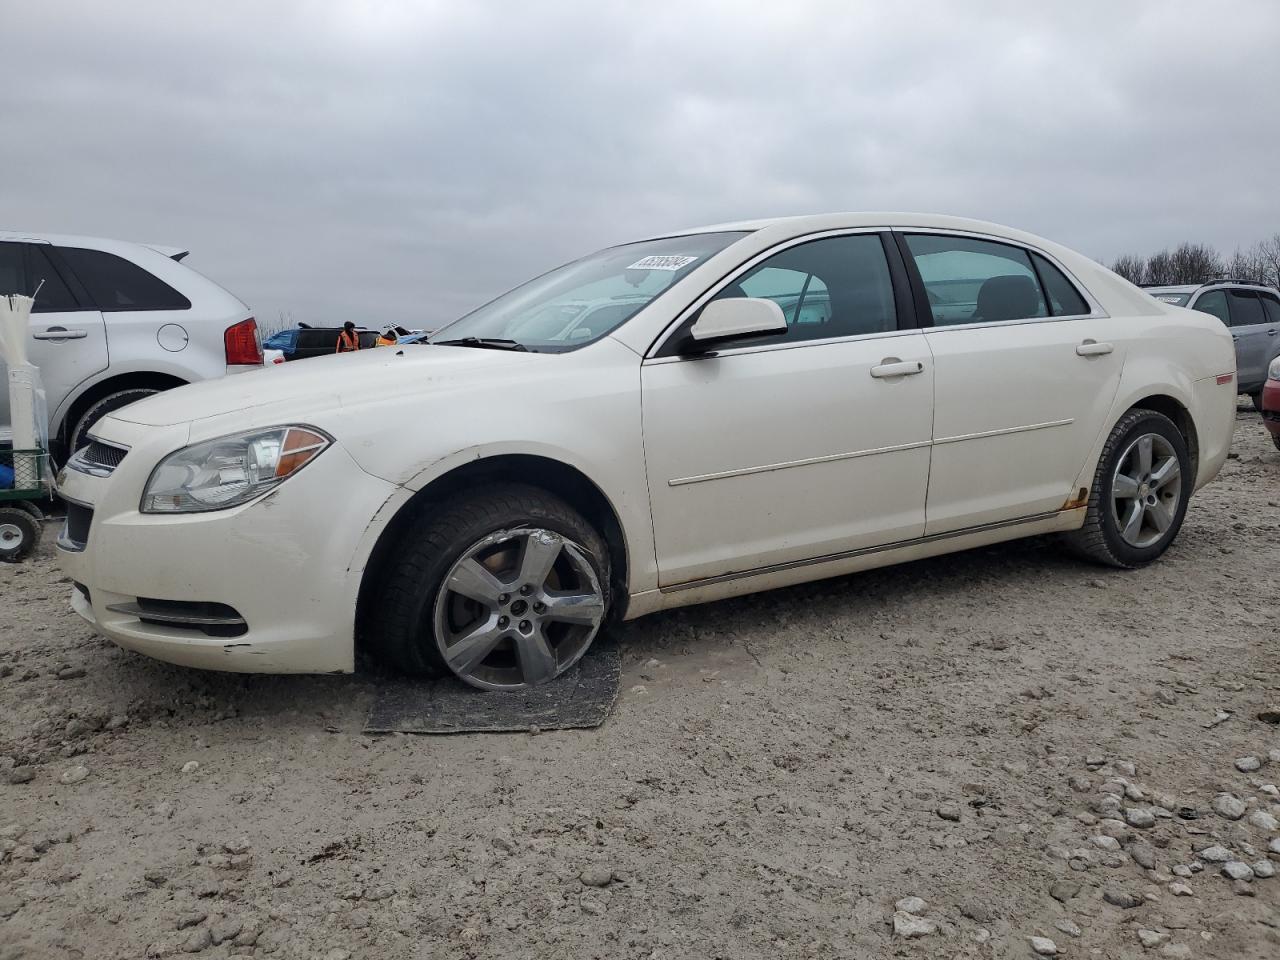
[1269, 356, 1280, 381]
[141, 426, 331, 514]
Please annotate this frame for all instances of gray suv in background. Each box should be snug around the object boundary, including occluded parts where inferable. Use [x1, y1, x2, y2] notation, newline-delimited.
[1145, 279, 1280, 409]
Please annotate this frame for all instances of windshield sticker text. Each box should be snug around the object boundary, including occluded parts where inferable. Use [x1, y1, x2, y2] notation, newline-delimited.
[627, 255, 699, 271]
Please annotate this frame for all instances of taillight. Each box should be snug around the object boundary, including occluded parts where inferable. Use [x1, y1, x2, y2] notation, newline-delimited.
[224, 317, 263, 365]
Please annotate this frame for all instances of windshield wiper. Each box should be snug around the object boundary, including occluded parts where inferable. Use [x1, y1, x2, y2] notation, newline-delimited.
[433, 337, 529, 352]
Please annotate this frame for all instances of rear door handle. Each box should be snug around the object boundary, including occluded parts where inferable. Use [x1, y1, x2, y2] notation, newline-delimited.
[32, 327, 88, 341]
[1076, 340, 1114, 357]
[870, 359, 924, 379]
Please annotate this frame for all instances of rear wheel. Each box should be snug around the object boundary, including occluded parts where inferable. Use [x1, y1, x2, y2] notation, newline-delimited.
[0, 507, 40, 563]
[365, 484, 610, 690]
[1251, 392, 1264, 413]
[69, 388, 161, 452]
[1063, 409, 1192, 568]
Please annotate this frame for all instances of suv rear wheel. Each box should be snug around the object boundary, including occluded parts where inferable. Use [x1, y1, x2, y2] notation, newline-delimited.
[365, 484, 611, 690]
[69, 388, 160, 452]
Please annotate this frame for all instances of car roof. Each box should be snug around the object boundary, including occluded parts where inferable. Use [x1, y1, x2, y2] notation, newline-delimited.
[0, 230, 189, 261]
[647, 211, 1067, 245]
[1146, 281, 1279, 294]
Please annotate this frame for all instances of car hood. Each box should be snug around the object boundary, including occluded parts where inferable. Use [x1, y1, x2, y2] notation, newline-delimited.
[110, 346, 549, 428]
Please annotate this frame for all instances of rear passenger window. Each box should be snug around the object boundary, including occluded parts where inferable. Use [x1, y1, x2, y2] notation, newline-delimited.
[56, 247, 191, 311]
[1031, 253, 1089, 316]
[904, 234, 1048, 325]
[0, 244, 24, 296]
[1261, 293, 1280, 325]
[703, 234, 895, 347]
[27, 246, 80, 313]
[1192, 290, 1229, 325]
[0, 243, 80, 312]
[1226, 289, 1264, 327]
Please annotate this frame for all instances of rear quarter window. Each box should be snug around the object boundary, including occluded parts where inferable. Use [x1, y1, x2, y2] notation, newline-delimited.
[56, 246, 191, 311]
[1030, 253, 1089, 316]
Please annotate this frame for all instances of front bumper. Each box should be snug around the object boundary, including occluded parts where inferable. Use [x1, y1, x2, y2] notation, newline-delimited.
[55, 417, 397, 673]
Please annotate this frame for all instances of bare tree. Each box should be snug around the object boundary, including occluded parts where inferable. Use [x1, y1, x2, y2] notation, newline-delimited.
[1144, 249, 1175, 285]
[1114, 236, 1280, 288]
[1110, 254, 1146, 284]
[1254, 234, 1280, 288]
[1166, 243, 1223, 284]
[1224, 247, 1267, 282]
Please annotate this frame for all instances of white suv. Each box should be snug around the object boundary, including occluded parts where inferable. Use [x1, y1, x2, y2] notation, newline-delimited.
[0, 232, 262, 455]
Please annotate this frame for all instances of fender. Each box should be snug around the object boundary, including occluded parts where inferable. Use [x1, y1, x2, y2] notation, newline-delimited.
[342, 439, 660, 605]
[51, 356, 214, 431]
[1069, 368, 1199, 500]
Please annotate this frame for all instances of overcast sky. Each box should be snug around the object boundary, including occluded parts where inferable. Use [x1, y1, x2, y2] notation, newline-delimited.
[4, 1, 1279, 329]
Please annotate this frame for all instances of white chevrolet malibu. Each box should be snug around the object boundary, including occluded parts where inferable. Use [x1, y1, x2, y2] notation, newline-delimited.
[55, 214, 1236, 690]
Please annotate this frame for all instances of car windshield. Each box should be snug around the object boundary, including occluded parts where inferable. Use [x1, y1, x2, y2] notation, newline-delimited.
[1149, 291, 1191, 306]
[429, 231, 748, 352]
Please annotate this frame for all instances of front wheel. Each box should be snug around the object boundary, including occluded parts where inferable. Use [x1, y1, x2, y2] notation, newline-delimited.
[365, 484, 611, 690]
[1063, 409, 1192, 569]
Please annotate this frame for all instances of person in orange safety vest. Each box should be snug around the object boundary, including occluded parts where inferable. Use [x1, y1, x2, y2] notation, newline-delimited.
[336, 321, 360, 353]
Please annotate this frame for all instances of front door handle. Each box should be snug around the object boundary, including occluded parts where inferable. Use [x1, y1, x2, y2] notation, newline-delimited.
[32, 327, 88, 341]
[870, 359, 924, 379]
[1076, 340, 1114, 357]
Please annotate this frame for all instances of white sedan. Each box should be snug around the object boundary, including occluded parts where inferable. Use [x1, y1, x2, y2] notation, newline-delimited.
[55, 214, 1236, 690]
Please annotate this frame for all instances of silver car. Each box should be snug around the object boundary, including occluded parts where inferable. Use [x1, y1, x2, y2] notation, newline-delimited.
[1145, 280, 1280, 408]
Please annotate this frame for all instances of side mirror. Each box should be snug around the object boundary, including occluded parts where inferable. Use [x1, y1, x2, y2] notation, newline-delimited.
[687, 297, 788, 349]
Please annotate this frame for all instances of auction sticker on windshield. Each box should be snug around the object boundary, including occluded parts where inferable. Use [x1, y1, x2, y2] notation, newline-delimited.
[628, 255, 699, 271]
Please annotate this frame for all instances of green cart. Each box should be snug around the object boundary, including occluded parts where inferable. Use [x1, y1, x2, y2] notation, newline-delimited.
[0, 447, 49, 562]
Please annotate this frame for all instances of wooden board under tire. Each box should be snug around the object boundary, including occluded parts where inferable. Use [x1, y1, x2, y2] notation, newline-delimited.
[363, 639, 620, 735]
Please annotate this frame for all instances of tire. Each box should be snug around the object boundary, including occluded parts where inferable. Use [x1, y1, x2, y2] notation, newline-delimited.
[69, 388, 161, 452]
[1063, 409, 1192, 569]
[364, 483, 611, 689]
[1251, 392, 1264, 413]
[1272, 434, 1280, 454]
[0, 507, 40, 563]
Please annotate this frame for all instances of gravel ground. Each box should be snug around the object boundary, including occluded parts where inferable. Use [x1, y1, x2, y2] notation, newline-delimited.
[2, 408, 1278, 960]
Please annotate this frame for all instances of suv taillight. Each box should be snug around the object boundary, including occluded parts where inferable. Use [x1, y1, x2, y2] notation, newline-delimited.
[224, 317, 263, 366]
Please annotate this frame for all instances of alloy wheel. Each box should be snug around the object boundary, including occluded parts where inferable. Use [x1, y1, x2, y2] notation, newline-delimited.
[1110, 432, 1182, 549]
[431, 526, 606, 690]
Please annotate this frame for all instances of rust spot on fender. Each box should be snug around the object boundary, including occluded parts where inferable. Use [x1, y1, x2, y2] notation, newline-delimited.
[1061, 487, 1090, 510]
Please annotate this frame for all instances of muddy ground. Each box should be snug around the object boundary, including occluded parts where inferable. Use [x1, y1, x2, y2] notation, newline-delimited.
[2, 408, 1278, 960]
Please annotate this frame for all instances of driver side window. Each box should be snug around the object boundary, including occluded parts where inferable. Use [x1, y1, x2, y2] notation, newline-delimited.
[1192, 290, 1229, 326]
[701, 234, 895, 349]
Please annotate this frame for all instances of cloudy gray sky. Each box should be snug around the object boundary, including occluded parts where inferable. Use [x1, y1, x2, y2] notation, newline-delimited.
[4, 1, 1279, 330]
